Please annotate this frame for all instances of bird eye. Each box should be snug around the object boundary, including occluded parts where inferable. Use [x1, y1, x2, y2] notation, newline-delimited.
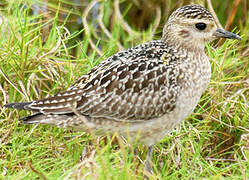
[195, 23, 207, 30]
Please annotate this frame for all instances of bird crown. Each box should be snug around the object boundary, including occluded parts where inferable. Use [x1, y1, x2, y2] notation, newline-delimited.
[170, 5, 214, 20]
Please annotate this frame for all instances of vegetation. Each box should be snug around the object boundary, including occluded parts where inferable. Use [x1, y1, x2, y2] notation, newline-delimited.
[0, 0, 248, 179]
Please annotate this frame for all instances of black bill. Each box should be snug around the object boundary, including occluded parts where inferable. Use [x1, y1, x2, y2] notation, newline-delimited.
[214, 28, 241, 40]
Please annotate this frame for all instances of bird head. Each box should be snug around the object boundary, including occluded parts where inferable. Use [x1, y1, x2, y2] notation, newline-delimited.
[162, 5, 241, 51]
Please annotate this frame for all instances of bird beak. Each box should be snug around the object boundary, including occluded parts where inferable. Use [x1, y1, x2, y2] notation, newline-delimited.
[214, 28, 241, 40]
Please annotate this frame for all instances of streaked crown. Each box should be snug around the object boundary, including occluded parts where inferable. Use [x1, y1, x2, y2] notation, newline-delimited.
[171, 5, 213, 20]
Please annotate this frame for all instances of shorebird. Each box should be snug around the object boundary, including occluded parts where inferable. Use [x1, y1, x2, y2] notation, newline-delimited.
[4, 4, 241, 172]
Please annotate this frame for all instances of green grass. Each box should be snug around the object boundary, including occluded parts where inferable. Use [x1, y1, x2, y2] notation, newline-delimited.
[1, 0, 249, 179]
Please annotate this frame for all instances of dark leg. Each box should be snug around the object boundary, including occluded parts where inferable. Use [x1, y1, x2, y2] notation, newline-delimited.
[144, 145, 154, 174]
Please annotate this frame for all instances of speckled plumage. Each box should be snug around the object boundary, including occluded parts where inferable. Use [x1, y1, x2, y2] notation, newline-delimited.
[5, 5, 241, 146]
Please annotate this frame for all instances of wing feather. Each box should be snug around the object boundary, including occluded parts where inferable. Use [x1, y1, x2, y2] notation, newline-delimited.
[6, 40, 181, 122]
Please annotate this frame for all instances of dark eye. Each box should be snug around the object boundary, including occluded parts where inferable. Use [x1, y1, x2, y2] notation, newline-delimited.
[195, 23, 207, 30]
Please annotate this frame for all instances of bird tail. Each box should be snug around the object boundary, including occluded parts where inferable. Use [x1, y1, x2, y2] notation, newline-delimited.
[20, 113, 83, 129]
[21, 113, 45, 124]
[4, 102, 32, 110]
[20, 113, 90, 131]
[16, 112, 73, 125]
[4, 102, 89, 129]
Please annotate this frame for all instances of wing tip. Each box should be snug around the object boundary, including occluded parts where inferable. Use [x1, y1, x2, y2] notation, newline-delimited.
[4, 102, 32, 110]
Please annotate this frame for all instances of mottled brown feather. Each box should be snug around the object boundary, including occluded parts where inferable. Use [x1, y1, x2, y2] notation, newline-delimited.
[23, 40, 181, 121]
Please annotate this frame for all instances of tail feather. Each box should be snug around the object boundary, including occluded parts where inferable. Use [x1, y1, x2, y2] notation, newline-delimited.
[21, 113, 44, 124]
[5, 102, 90, 130]
[4, 102, 32, 110]
[21, 113, 77, 126]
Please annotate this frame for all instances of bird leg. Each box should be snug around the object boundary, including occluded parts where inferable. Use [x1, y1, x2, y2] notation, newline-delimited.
[144, 145, 154, 174]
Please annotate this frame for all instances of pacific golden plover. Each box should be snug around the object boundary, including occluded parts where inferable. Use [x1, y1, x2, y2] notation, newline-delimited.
[4, 4, 241, 172]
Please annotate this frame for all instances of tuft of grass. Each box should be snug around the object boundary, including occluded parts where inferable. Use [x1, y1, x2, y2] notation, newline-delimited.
[0, 0, 249, 179]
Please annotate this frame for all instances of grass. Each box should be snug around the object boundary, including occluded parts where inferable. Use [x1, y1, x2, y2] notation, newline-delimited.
[0, 0, 249, 179]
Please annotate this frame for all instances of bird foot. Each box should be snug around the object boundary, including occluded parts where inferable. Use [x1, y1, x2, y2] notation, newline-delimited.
[144, 159, 154, 174]
[143, 145, 154, 176]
